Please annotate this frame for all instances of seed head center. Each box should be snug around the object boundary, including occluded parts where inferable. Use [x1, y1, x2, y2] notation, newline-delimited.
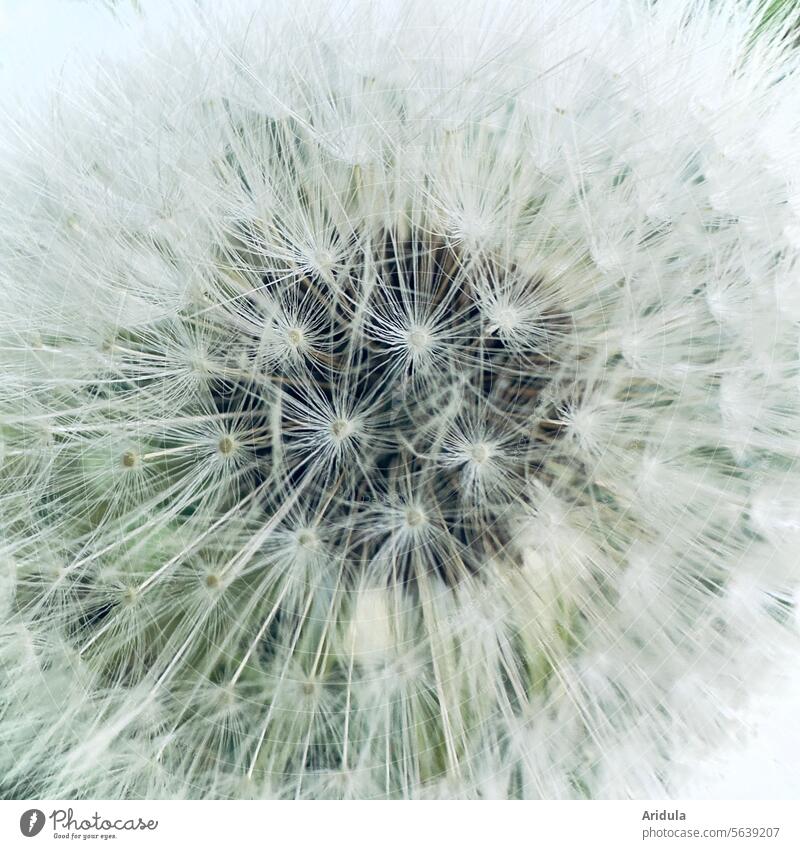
[331, 418, 355, 440]
[218, 435, 236, 456]
[469, 443, 491, 465]
[404, 507, 426, 528]
[407, 326, 431, 352]
[121, 450, 139, 469]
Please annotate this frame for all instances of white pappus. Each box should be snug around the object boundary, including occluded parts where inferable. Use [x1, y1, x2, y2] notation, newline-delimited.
[0, 0, 799, 799]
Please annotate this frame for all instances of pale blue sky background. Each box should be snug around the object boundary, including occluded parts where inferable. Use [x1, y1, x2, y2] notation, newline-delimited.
[1, 0, 798, 799]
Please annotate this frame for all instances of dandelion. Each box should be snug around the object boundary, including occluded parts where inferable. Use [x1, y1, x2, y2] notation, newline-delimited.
[0, 0, 799, 799]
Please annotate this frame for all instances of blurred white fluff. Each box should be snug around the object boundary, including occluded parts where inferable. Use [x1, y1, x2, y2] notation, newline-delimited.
[0, 0, 799, 799]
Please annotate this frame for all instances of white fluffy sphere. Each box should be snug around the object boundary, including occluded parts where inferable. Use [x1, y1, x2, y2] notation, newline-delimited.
[0, 0, 798, 799]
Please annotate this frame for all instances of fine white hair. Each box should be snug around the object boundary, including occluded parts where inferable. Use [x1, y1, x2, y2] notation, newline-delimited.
[0, 0, 799, 799]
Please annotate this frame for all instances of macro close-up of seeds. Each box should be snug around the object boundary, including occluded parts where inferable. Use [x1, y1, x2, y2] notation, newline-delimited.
[0, 0, 799, 801]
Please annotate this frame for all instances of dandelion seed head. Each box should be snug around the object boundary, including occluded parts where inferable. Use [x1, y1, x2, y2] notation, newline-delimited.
[403, 506, 426, 529]
[120, 450, 139, 469]
[405, 324, 431, 353]
[0, 0, 799, 801]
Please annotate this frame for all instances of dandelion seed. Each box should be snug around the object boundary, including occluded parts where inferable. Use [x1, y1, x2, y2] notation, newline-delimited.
[0, 0, 798, 801]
